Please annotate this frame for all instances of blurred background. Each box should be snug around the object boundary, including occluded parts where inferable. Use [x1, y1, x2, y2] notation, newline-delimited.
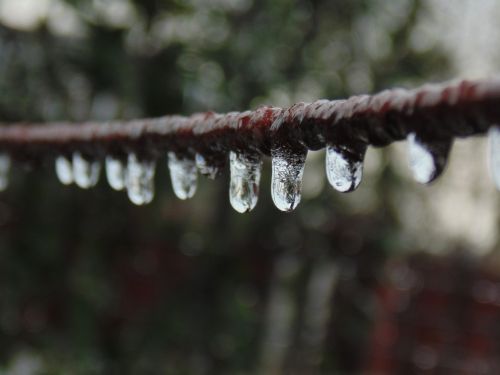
[0, 0, 499, 373]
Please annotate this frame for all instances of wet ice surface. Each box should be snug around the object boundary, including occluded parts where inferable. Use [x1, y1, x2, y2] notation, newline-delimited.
[229, 151, 262, 213]
[325, 145, 364, 192]
[489, 126, 500, 190]
[407, 134, 435, 183]
[407, 133, 449, 184]
[195, 153, 220, 179]
[126, 153, 155, 205]
[72, 152, 100, 189]
[55, 156, 73, 185]
[0, 154, 10, 191]
[168, 152, 197, 200]
[105, 156, 126, 191]
[271, 147, 307, 212]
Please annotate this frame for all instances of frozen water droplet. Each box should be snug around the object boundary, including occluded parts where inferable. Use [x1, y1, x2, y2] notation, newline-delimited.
[325, 145, 364, 192]
[55, 156, 73, 185]
[126, 153, 155, 205]
[105, 156, 126, 191]
[488, 126, 500, 190]
[407, 133, 450, 184]
[0, 154, 10, 191]
[229, 151, 262, 213]
[168, 152, 197, 200]
[72, 152, 100, 189]
[271, 147, 307, 212]
[195, 153, 221, 179]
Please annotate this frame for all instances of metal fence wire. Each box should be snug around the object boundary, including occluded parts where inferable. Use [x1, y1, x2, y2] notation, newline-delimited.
[0, 78, 499, 212]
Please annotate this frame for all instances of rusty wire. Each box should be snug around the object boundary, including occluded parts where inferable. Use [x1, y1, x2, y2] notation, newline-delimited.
[0, 78, 498, 165]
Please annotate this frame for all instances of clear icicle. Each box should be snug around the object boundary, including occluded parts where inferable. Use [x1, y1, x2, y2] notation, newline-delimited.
[0, 154, 10, 191]
[271, 147, 307, 212]
[195, 153, 220, 179]
[229, 151, 262, 213]
[126, 153, 155, 205]
[407, 133, 451, 184]
[168, 152, 197, 200]
[325, 145, 364, 192]
[105, 156, 126, 191]
[72, 152, 100, 189]
[488, 126, 500, 190]
[55, 156, 73, 185]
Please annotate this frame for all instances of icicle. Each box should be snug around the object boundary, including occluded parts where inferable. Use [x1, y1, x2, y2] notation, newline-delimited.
[229, 151, 262, 213]
[105, 156, 126, 191]
[407, 133, 451, 184]
[325, 144, 365, 192]
[72, 152, 100, 189]
[55, 156, 73, 185]
[0, 154, 10, 191]
[195, 153, 222, 179]
[271, 147, 307, 212]
[488, 126, 500, 190]
[167, 152, 197, 200]
[126, 153, 155, 205]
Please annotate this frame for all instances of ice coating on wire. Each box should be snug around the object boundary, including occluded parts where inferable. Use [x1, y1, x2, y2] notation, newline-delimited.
[195, 153, 222, 180]
[126, 153, 155, 205]
[407, 133, 451, 184]
[0, 78, 497, 210]
[168, 152, 197, 200]
[55, 156, 73, 185]
[325, 145, 364, 192]
[229, 151, 262, 213]
[105, 156, 126, 191]
[72, 152, 100, 189]
[271, 147, 307, 212]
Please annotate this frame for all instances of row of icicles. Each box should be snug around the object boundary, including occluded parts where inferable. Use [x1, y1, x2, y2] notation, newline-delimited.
[0, 129, 498, 212]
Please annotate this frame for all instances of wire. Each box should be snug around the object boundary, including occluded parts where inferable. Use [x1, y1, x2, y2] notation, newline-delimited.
[0, 79, 496, 162]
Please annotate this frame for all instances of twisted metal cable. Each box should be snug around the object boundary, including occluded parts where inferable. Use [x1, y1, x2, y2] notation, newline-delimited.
[0, 78, 498, 212]
[0, 78, 498, 156]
